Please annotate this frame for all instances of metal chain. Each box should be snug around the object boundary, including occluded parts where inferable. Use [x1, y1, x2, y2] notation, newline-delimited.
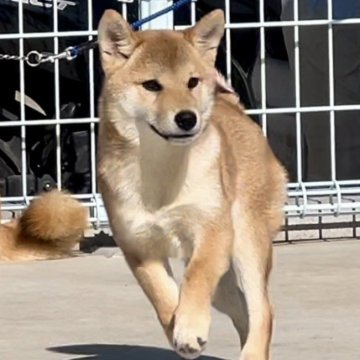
[0, 54, 27, 62]
[0, 47, 76, 67]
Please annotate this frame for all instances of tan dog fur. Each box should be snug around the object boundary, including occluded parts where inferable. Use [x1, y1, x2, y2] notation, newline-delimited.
[97, 9, 287, 360]
[0, 191, 88, 261]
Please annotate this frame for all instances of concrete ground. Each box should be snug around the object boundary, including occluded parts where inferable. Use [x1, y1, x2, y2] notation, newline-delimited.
[0, 240, 359, 360]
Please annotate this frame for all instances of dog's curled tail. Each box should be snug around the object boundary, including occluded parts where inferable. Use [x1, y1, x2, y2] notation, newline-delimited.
[0, 191, 88, 261]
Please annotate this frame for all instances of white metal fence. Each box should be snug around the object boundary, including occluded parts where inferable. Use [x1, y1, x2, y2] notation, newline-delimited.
[1, 0, 360, 239]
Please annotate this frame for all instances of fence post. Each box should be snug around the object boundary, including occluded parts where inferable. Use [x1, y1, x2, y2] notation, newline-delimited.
[139, 0, 174, 30]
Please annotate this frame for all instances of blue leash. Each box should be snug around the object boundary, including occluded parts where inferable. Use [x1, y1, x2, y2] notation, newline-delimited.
[132, 0, 192, 30]
[69, 0, 192, 59]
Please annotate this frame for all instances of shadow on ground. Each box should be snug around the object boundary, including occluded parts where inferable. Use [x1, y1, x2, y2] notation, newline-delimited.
[48, 344, 227, 360]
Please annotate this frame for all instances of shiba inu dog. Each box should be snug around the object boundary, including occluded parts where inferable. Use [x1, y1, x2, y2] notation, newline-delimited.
[97, 8, 287, 360]
[0, 191, 88, 261]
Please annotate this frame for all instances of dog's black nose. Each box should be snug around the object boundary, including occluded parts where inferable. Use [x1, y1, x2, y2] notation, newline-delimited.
[174, 111, 197, 131]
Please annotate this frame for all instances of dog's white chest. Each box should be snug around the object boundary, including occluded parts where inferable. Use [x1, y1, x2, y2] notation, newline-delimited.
[114, 169, 221, 257]
[102, 127, 222, 258]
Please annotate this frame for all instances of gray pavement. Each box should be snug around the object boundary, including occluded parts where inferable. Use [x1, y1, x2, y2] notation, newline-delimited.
[1, 240, 359, 360]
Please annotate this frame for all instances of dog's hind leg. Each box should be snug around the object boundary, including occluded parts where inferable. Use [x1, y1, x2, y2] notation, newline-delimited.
[124, 254, 179, 343]
[231, 207, 273, 360]
[212, 264, 249, 347]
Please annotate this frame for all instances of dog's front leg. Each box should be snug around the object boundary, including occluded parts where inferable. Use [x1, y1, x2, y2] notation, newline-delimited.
[172, 222, 232, 359]
[124, 253, 179, 342]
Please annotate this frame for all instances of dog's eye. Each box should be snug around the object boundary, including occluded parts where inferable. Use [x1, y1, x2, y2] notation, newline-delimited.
[142, 80, 163, 92]
[188, 77, 199, 89]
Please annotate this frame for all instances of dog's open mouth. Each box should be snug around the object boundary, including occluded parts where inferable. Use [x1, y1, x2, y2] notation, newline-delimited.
[150, 125, 197, 142]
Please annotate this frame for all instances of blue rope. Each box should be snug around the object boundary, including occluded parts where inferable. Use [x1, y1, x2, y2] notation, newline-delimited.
[69, 0, 192, 58]
[132, 0, 192, 30]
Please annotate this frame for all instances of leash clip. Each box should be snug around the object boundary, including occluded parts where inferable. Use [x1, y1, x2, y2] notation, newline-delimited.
[26, 50, 43, 67]
[26, 47, 76, 67]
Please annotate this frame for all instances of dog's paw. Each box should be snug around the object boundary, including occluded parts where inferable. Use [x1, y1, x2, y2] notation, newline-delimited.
[172, 308, 210, 359]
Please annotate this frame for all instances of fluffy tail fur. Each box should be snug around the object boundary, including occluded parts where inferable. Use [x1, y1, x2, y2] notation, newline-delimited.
[0, 191, 88, 262]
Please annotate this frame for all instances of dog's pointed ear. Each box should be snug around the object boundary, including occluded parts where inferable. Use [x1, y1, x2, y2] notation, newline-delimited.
[185, 9, 225, 65]
[98, 10, 136, 73]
